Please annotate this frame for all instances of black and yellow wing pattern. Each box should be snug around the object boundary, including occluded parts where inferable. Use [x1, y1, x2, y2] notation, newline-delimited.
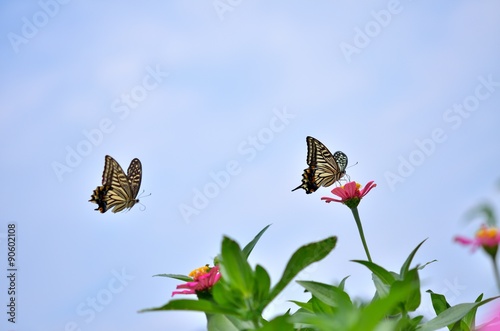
[292, 136, 348, 194]
[89, 155, 142, 213]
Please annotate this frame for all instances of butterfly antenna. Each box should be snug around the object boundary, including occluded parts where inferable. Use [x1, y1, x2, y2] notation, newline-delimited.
[138, 190, 151, 199]
[137, 190, 150, 212]
[346, 161, 358, 170]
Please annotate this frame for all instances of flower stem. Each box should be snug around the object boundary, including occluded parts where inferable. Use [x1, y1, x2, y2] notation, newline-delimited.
[350, 207, 373, 263]
[491, 257, 500, 293]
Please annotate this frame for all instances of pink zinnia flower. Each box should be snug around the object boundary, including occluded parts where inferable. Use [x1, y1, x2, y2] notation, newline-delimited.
[321, 181, 376, 208]
[454, 225, 500, 255]
[477, 303, 500, 330]
[172, 265, 221, 296]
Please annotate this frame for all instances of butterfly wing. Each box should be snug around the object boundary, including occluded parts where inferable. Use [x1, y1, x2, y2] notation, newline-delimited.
[101, 155, 115, 187]
[89, 185, 110, 213]
[126, 158, 142, 198]
[314, 140, 347, 188]
[306, 135, 318, 165]
[292, 136, 348, 194]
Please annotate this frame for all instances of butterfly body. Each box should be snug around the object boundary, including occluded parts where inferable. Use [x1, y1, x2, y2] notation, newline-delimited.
[293, 136, 348, 194]
[89, 155, 142, 213]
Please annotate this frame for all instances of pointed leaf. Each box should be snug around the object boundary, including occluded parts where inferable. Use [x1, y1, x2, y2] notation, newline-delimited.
[400, 239, 427, 277]
[269, 237, 337, 301]
[426, 290, 450, 316]
[297, 280, 352, 308]
[338, 276, 350, 291]
[289, 300, 313, 312]
[219, 236, 254, 293]
[153, 273, 192, 282]
[242, 224, 271, 259]
[254, 264, 271, 305]
[139, 298, 232, 314]
[418, 296, 499, 331]
[461, 294, 483, 330]
[418, 260, 437, 271]
[352, 260, 396, 285]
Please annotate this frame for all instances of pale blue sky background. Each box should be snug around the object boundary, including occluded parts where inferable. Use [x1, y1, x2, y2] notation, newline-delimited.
[2, 1, 500, 330]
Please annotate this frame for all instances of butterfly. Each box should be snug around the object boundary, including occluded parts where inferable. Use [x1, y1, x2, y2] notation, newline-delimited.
[89, 155, 142, 213]
[292, 136, 348, 194]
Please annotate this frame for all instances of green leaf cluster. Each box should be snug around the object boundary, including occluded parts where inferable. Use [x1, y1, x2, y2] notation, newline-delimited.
[141, 227, 498, 331]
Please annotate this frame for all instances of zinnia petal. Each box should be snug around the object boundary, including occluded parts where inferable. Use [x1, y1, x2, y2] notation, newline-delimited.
[359, 181, 377, 198]
[171, 289, 196, 296]
[343, 181, 358, 197]
[454, 236, 475, 246]
[321, 196, 343, 203]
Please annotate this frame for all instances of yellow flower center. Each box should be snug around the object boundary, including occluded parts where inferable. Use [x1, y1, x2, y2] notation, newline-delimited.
[188, 265, 210, 280]
[476, 227, 499, 239]
[340, 182, 361, 189]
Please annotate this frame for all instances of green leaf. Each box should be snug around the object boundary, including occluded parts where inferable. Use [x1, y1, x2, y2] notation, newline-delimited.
[211, 278, 243, 309]
[257, 314, 295, 331]
[268, 237, 337, 302]
[465, 203, 496, 227]
[418, 260, 437, 271]
[353, 282, 413, 331]
[310, 295, 336, 314]
[352, 260, 396, 285]
[139, 298, 232, 314]
[242, 224, 271, 260]
[207, 313, 254, 331]
[418, 296, 500, 331]
[426, 290, 450, 316]
[393, 315, 423, 331]
[291, 285, 411, 331]
[399, 239, 427, 277]
[296, 281, 352, 309]
[254, 264, 271, 305]
[153, 273, 191, 282]
[461, 294, 483, 329]
[372, 274, 390, 298]
[338, 276, 350, 291]
[391, 268, 421, 313]
[289, 300, 313, 312]
[219, 236, 254, 293]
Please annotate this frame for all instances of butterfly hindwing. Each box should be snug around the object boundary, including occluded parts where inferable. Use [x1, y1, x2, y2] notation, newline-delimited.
[89, 185, 111, 213]
[127, 158, 142, 198]
[293, 136, 348, 194]
[89, 155, 142, 213]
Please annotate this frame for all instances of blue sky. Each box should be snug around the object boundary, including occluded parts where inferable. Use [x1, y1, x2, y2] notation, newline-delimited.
[2, 1, 500, 330]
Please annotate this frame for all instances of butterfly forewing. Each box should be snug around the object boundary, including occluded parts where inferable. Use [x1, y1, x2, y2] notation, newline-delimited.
[101, 155, 115, 187]
[292, 136, 348, 194]
[305, 136, 318, 165]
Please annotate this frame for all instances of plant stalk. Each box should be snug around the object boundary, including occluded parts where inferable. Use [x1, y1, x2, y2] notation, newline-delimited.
[350, 206, 373, 263]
